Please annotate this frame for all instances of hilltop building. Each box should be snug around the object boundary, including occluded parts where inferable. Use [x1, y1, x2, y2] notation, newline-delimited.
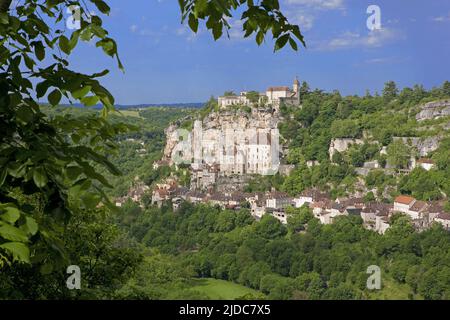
[218, 77, 301, 109]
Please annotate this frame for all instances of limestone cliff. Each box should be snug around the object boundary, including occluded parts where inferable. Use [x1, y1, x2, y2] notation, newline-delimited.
[393, 136, 442, 157]
[163, 108, 281, 167]
[329, 138, 364, 159]
[416, 99, 450, 121]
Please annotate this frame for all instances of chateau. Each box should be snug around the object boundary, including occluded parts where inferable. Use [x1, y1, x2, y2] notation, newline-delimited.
[218, 77, 301, 109]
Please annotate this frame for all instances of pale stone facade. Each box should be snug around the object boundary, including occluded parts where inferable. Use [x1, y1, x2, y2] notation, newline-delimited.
[218, 77, 300, 109]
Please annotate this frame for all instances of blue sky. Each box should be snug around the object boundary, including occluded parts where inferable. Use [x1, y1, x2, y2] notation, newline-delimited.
[69, 0, 450, 104]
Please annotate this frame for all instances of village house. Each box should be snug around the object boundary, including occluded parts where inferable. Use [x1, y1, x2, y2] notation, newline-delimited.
[151, 179, 179, 207]
[408, 200, 428, 220]
[218, 92, 251, 108]
[394, 195, 416, 214]
[361, 203, 393, 230]
[434, 213, 450, 230]
[151, 188, 169, 208]
[190, 163, 220, 190]
[247, 193, 266, 219]
[116, 180, 150, 208]
[427, 202, 445, 223]
[311, 199, 333, 224]
[185, 190, 206, 204]
[270, 208, 288, 224]
[375, 215, 390, 234]
[207, 193, 229, 208]
[416, 158, 435, 171]
[266, 191, 293, 209]
[293, 188, 329, 208]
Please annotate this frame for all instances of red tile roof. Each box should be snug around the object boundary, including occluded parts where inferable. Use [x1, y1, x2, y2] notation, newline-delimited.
[417, 158, 435, 164]
[394, 195, 415, 205]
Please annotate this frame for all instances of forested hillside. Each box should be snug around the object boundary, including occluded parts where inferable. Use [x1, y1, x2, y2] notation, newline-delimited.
[277, 81, 450, 205]
[115, 201, 450, 300]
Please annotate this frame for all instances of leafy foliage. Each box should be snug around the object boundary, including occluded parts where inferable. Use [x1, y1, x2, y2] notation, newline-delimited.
[178, 0, 306, 51]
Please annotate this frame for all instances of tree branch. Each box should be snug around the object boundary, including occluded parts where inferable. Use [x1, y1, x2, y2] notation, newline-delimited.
[0, 0, 12, 13]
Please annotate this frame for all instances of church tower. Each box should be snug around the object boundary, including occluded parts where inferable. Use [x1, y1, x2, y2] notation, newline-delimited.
[292, 77, 300, 94]
[293, 76, 300, 105]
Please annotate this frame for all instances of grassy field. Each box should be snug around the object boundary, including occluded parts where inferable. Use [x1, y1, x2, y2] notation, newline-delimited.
[188, 278, 263, 300]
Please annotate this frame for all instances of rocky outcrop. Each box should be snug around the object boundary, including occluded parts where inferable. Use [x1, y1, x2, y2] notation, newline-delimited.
[393, 136, 442, 156]
[163, 109, 280, 168]
[329, 138, 364, 160]
[416, 99, 450, 121]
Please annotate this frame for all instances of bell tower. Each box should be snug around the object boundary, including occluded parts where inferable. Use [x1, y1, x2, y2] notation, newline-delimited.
[293, 76, 300, 95]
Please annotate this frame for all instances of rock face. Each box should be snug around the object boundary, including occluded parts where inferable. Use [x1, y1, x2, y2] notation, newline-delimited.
[393, 136, 442, 157]
[329, 138, 364, 160]
[416, 99, 450, 121]
[163, 108, 282, 179]
[163, 124, 180, 160]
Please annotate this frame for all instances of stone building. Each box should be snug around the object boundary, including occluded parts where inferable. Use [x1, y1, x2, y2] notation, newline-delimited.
[217, 77, 301, 109]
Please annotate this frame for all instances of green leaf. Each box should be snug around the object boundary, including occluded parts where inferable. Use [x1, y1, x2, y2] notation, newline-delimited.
[188, 13, 198, 32]
[92, 0, 111, 14]
[256, 31, 264, 45]
[212, 24, 223, 40]
[22, 217, 38, 236]
[72, 85, 91, 99]
[36, 80, 50, 98]
[34, 41, 45, 61]
[7, 163, 27, 178]
[16, 106, 34, 123]
[0, 169, 6, 188]
[81, 95, 100, 106]
[48, 89, 62, 106]
[274, 34, 290, 52]
[59, 35, 71, 55]
[40, 262, 53, 275]
[0, 204, 20, 224]
[0, 12, 9, 24]
[289, 37, 298, 51]
[0, 242, 30, 263]
[66, 166, 83, 180]
[33, 167, 48, 188]
[0, 223, 28, 242]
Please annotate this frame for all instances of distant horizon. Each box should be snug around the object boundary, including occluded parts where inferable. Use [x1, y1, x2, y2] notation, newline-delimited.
[51, 79, 449, 107]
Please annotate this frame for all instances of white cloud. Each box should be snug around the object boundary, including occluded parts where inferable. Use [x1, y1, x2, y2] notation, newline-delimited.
[285, 0, 344, 10]
[175, 24, 205, 42]
[315, 28, 403, 51]
[283, 0, 344, 32]
[432, 13, 450, 22]
[130, 24, 138, 33]
[286, 11, 315, 30]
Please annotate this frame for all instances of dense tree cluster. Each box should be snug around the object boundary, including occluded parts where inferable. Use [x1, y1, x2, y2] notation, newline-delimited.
[114, 202, 450, 300]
